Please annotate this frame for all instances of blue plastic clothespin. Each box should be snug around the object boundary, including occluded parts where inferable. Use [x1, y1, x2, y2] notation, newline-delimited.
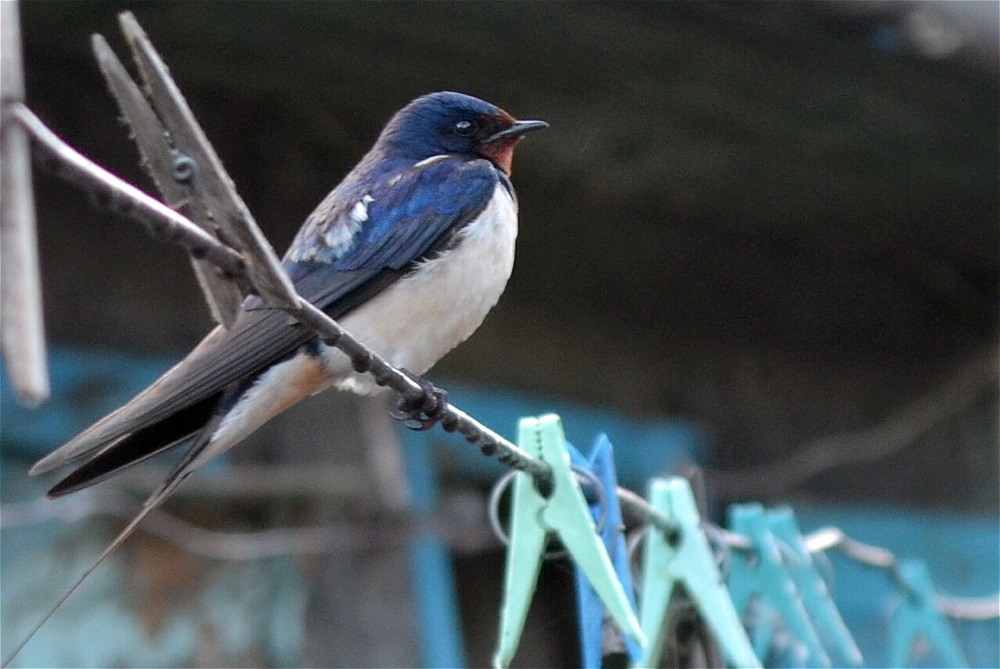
[726, 503, 830, 668]
[766, 507, 863, 667]
[635, 478, 761, 669]
[493, 415, 646, 669]
[888, 559, 969, 668]
[569, 435, 642, 668]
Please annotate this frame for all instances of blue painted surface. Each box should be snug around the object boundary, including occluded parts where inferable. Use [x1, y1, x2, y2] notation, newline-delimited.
[402, 435, 467, 668]
[792, 505, 999, 669]
[1, 347, 177, 457]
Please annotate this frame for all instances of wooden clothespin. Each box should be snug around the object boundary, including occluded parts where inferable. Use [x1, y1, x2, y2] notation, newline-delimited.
[92, 11, 298, 326]
[0, 0, 50, 404]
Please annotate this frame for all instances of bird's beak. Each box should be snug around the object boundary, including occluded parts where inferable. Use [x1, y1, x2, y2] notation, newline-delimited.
[483, 119, 549, 143]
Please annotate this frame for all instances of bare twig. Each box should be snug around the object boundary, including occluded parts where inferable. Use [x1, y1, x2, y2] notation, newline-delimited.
[117, 11, 298, 313]
[803, 526, 896, 568]
[711, 350, 998, 496]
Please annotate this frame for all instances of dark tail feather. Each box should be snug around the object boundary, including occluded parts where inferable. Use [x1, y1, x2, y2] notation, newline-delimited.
[46, 392, 222, 497]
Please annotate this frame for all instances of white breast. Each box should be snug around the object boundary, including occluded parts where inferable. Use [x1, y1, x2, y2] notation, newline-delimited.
[319, 183, 518, 394]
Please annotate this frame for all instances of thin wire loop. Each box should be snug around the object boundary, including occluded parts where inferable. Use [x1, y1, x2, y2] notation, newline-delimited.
[487, 466, 607, 560]
[698, 521, 747, 578]
[625, 526, 648, 592]
[702, 520, 754, 552]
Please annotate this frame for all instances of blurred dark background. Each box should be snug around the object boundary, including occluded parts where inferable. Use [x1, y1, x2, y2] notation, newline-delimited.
[3, 1, 998, 667]
[18, 0, 997, 508]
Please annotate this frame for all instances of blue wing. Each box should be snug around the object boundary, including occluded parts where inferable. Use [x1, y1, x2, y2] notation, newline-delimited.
[275, 154, 504, 309]
[292, 155, 501, 265]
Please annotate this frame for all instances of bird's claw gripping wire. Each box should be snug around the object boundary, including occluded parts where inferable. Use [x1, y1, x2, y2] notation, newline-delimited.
[390, 370, 452, 431]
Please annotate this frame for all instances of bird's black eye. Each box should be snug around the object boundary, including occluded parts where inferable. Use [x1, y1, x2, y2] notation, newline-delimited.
[453, 119, 477, 137]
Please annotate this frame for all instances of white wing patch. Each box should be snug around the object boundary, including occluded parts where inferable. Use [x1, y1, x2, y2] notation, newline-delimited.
[349, 195, 374, 224]
[322, 194, 373, 258]
[297, 156, 457, 262]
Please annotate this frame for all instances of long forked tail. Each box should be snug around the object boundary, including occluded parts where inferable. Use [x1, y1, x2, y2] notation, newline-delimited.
[43, 392, 222, 498]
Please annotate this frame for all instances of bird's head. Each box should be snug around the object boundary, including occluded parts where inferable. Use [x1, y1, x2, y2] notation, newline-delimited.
[378, 91, 547, 175]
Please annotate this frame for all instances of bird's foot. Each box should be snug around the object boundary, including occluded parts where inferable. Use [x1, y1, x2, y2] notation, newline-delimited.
[390, 370, 450, 431]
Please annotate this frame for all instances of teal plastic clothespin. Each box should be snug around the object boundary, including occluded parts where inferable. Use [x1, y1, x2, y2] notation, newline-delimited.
[571, 435, 642, 668]
[635, 478, 761, 669]
[766, 507, 863, 667]
[493, 415, 646, 669]
[888, 559, 969, 668]
[726, 503, 830, 668]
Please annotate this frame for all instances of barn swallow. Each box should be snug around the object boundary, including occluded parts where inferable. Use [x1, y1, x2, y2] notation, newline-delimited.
[30, 92, 546, 502]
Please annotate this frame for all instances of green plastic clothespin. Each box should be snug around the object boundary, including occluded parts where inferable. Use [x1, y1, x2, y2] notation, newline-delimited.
[635, 478, 761, 669]
[493, 415, 646, 668]
[767, 507, 863, 667]
[727, 504, 830, 667]
[889, 559, 969, 668]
